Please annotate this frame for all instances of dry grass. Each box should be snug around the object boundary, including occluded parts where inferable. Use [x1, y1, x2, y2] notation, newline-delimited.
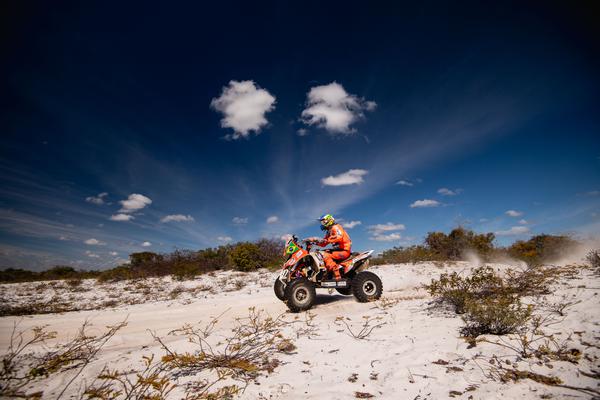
[85, 308, 296, 399]
[1, 319, 127, 399]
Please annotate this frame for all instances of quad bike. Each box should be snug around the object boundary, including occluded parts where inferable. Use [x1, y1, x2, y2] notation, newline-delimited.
[274, 235, 382, 312]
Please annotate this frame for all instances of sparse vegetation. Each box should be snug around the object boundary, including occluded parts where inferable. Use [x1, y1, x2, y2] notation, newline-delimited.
[1, 308, 295, 399]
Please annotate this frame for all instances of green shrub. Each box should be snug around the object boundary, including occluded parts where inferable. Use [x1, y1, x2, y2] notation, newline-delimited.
[425, 266, 505, 313]
[372, 245, 439, 264]
[461, 295, 533, 336]
[373, 227, 495, 264]
[425, 227, 495, 261]
[507, 234, 577, 266]
[97, 265, 133, 283]
[228, 242, 262, 272]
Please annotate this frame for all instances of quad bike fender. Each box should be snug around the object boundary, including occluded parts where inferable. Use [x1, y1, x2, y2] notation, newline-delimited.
[350, 250, 374, 273]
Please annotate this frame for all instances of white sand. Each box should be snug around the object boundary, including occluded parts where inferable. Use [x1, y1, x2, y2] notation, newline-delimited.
[1, 261, 599, 399]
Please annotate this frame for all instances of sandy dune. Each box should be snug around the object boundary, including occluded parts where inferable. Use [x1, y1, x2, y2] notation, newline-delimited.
[1, 261, 599, 399]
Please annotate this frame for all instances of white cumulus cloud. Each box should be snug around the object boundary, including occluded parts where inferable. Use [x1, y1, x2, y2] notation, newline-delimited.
[371, 232, 402, 242]
[86, 192, 108, 205]
[410, 199, 441, 208]
[518, 219, 528, 225]
[141, 241, 152, 247]
[505, 210, 524, 217]
[300, 82, 376, 134]
[321, 169, 368, 186]
[232, 217, 248, 225]
[368, 223, 406, 232]
[109, 251, 118, 256]
[119, 194, 152, 213]
[496, 226, 530, 236]
[342, 220, 362, 229]
[368, 222, 405, 241]
[217, 236, 233, 243]
[266, 216, 279, 224]
[161, 214, 195, 223]
[84, 238, 105, 246]
[110, 214, 134, 222]
[85, 250, 100, 258]
[438, 188, 462, 196]
[210, 80, 276, 139]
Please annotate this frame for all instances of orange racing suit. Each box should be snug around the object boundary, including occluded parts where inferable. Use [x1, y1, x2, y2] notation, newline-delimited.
[317, 224, 352, 280]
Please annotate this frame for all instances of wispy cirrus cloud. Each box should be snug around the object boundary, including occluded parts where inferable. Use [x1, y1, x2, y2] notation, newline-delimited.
[210, 80, 276, 139]
[301, 82, 376, 134]
[321, 169, 368, 186]
[266, 216, 279, 224]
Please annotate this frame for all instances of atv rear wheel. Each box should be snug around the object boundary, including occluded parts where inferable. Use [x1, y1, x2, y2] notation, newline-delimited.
[284, 278, 316, 312]
[274, 278, 286, 301]
[335, 287, 352, 296]
[352, 271, 382, 302]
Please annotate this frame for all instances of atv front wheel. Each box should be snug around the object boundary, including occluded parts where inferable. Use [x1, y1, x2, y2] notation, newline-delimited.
[352, 271, 382, 302]
[274, 278, 286, 301]
[284, 278, 316, 312]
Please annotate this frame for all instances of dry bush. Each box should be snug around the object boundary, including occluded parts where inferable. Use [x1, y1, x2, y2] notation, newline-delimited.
[83, 354, 175, 400]
[483, 357, 599, 397]
[169, 285, 186, 299]
[67, 278, 83, 288]
[587, 249, 600, 270]
[504, 266, 565, 297]
[482, 311, 580, 361]
[152, 307, 293, 398]
[292, 311, 319, 339]
[1, 319, 127, 398]
[334, 315, 386, 340]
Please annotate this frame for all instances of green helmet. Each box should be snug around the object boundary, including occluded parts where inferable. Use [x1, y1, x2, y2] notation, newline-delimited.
[284, 240, 300, 257]
[319, 214, 335, 230]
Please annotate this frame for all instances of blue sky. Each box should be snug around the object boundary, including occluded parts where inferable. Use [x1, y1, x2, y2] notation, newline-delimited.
[1, 2, 599, 270]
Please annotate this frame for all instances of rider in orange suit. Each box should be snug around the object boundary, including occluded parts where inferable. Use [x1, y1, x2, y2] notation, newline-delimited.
[313, 214, 351, 280]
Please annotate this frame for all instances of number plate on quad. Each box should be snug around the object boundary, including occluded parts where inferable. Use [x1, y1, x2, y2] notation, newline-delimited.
[321, 280, 348, 288]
